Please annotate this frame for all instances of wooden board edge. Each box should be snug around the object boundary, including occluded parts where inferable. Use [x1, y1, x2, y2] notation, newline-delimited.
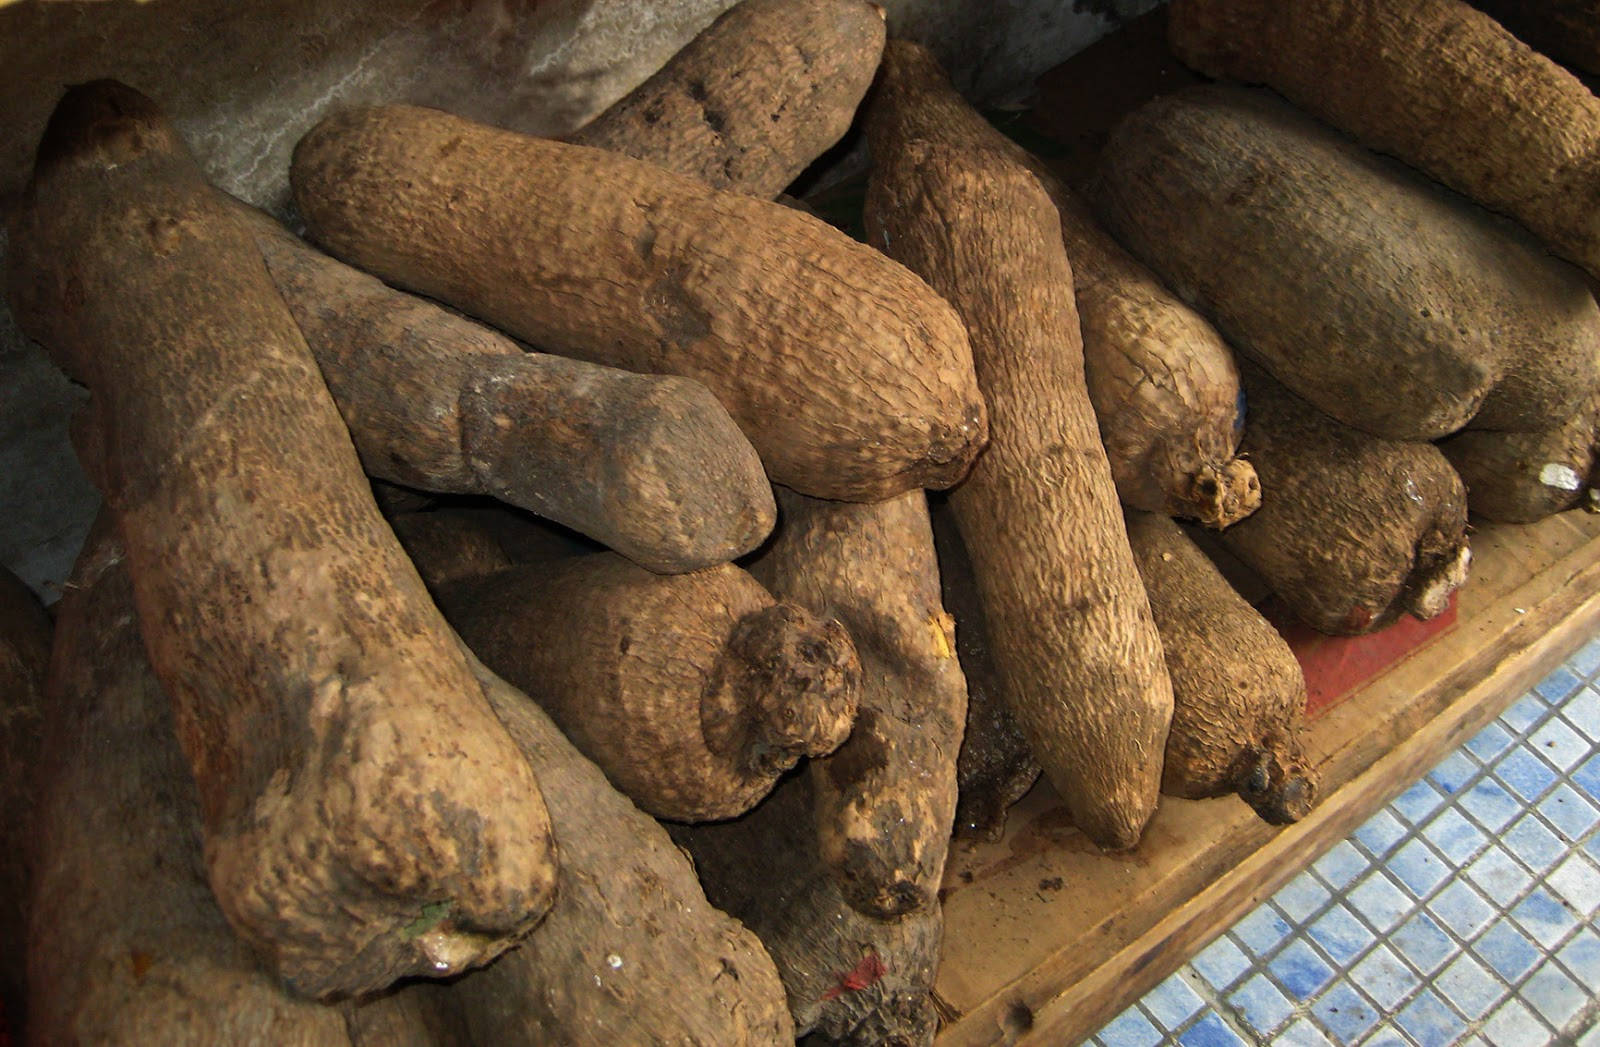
[935, 529, 1600, 1046]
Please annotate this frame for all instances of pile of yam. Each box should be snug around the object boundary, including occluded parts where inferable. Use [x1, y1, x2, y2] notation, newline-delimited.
[5, 0, 1599, 1041]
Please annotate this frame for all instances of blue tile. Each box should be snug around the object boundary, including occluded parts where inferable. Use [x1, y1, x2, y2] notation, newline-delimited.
[1227, 972, 1294, 1035]
[1143, 973, 1204, 1031]
[1348, 872, 1414, 933]
[1460, 778, 1524, 833]
[1278, 1018, 1334, 1047]
[1547, 853, 1600, 918]
[1275, 870, 1332, 925]
[1493, 746, 1560, 802]
[1426, 878, 1496, 939]
[1421, 807, 1488, 863]
[1388, 912, 1457, 975]
[1519, 964, 1588, 1030]
[1528, 716, 1592, 771]
[1574, 753, 1600, 800]
[1582, 1021, 1600, 1047]
[1191, 934, 1253, 993]
[1395, 988, 1469, 1047]
[1501, 694, 1551, 734]
[1539, 783, 1600, 840]
[1535, 665, 1582, 703]
[1350, 945, 1420, 1010]
[1310, 979, 1380, 1044]
[1308, 904, 1377, 967]
[1268, 938, 1336, 1001]
[1360, 1031, 1410, 1047]
[1353, 809, 1409, 858]
[1473, 918, 1543, 982]
[1098, 1004, 1164, 1047]
[1465, 720, 1517, 762]
[1567, 639, 1600, 677]
[1559, 686, 1600, 742]
[1557, 928, 1600, 989]
[1178, 1013, 1245, 1047]
[1389, 778, 1447, 825]
[1386, 838, 1450, 899]
[1481, 998, 1553, 1047]
[1464, 844, 1534, 906]
[1428, 750, 1481, 795]
[1315, 841, 1370, 889]
[1233, 904, 1293, 958]
[1503, 813, 1568, 872]
[1434, 953, 1505, 1020]
[1587, 830, 1600, 864]
[1511, 887, 1581, 949]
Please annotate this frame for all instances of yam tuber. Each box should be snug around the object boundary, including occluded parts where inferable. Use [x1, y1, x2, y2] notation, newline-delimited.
[447, 655, 796, 1045]
[231, 200, 775, 574]
[674, 772, 943, 1045]
[569, 0, 887, 199]
[291, 103, 988, 502]
[431, 553, 861, 822]
[388, 510, 515, 592]
[1221, 363, 1472, 636]
[1093, 85, 1600, 442]
[1, 564, 51, 1031]
[1125, 510, 1316, 823]
[931, 505, 1041, 841]
[1168, 0, 1600, 279]
[7, 81, 557, 998]
[1467, 0, 1600, 75]
[1440, 391, 1600, 522]
[872, 40, 1260, 527]
[747, 486, 967, 918]
[866, 101, 1173, 850]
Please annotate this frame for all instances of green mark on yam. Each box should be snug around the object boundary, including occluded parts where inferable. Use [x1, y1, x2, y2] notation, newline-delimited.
[400, 900, 453, 939]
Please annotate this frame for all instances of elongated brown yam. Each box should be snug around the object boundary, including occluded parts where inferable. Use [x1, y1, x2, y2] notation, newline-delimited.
[432, 554, 860, 821]
[747, 486, 967, 918]
[291, 104, 987, 502]
[1222, 363, 1472, 636]
[1440, 391, 1600, 522]
[229, 200, 775, 574]
[389, 510, 513, 592]
[872, 40, 1259, 527]
[6, 81, 557, 998]
[930, 504, 1041, 841]
[1, 565, 51, 1031]
[1467, 0, 1600, 74]
[1168, 0, 1600, 279]
[867, 106, 1173, 850]
[569, 0, 886, 198]
[1125, 510, 1316, 823]
[451, 656, 795, 1045]
[1093, 85, 1600, 441]
[674, 772, 942, 1045]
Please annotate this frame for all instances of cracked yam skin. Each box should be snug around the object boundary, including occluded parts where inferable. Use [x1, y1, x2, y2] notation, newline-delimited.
[1093, 85, 1600, 442]
[864, 116, 1173, 850]
[872, 40, 1259, 528]
[6, 80, 557, 999]
[1441, 389, 1600, 522]
[229, 199, 775, 574]
[291, 103, 988, 502]
[1169, 0, 1600, 280]
[570, 0, 887, 199]
[748, 486, 968, 918]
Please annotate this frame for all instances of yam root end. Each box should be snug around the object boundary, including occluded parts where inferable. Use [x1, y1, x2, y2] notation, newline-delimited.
[1403, 541, 1472, 622]
[1233, 744, 1318, 825]
[32, 80, 183, 174]
[1181, 457, 1261, 529]
[707, 604, 862, 777]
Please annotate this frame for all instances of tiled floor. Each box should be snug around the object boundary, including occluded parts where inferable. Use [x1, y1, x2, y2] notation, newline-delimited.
[1089, 639, 1600, 1047]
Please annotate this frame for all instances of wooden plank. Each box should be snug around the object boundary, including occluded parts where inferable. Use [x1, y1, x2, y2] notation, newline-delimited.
[933, 512, 1600, 1045]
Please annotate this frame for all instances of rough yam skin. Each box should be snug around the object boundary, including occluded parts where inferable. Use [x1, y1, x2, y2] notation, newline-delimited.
[930, 503, 1042, 841]
[389, 510, 513, 592]
[1094, 85, 1600, 442]
[1125, 510, 1316, 824]
[1222, 363, 1472, 636]
[0, 565, 52, 1032]
[451, 657, 795, 1046]
[569, 0, 887, 199]
[1168, 0, 1600, 280]
[747, 486, 968, 919]
[865, 126, 1173, 849]
[1440, 390, 1600, 522]
[433, 554, 861, 822]
[674, 772, 942, 1046]
[874, 41, 1260, 528]
[291, 104, 988, 502]
[1467, 0, 1600, 75]
[231, 200, 776, 574]
[6, 82, 557, 998]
